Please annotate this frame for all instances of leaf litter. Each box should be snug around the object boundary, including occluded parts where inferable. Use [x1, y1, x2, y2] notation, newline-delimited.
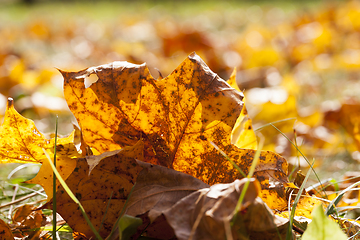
[0, 52, 358, 239]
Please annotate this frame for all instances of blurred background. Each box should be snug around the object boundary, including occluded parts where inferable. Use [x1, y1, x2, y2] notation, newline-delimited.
[1, 0, 360, 181]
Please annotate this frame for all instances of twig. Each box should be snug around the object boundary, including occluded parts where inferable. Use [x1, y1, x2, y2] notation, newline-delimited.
[0, 189, 45, 209]
[7, 184, 19, 219]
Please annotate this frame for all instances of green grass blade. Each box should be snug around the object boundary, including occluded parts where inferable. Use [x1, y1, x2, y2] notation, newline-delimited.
[42, 149, 103, 240]
[41, 224, 73, 232]
[53, 115, 58, 240]
[106, 183, 137, 239]
[98, 191, 113, 233]
[286, 161, 314, 240]
[254, 118, 297, 132]
[269, 123, 326, 196]
[325, 180, 360, 216]
[234, 137, 264, 214]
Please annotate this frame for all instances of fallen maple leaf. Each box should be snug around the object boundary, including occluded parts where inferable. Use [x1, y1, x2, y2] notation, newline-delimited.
[0, 98, 81, 164]
[0, 98, 51, 163]
[108, 161, 209, 240]
[0, 218, 14, 240]
[43, 141, 144, 238]
[62, 53, 244, 173]
[62, 53, 288, 186]
[11, 204, 50, 240]
[162, 178, 291, 240]
[5, 53, 291, 239]
[227, 68, 257, 150]
[125, 160, 210, 220]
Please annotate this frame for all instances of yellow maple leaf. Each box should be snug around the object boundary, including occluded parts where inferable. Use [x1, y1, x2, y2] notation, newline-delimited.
[25, 156, 77, 201]
[0, 98, 84, 201]
[3, 54, 290, 238]
[228, 68, 258, 150]
[0, 98, 82, 164]
[0, 98, 51, 163]
[43, 141, 144, 238]
[62, 53, 288, 186]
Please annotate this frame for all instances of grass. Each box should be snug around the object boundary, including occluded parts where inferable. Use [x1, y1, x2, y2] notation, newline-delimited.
[43, 149, 103, 240]
[0, 163, 43, 212]
[1, 0, 360, 238]
[0, 0, 336, 24]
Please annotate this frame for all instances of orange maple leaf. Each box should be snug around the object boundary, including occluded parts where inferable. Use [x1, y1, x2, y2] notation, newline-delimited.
[62, 52, 288, 185]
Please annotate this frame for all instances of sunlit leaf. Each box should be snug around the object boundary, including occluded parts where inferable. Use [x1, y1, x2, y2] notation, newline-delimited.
[62, 54, 289, 187]
[25, 156, 77, 201]
[0, 98, 50, 163]
[279, 195, 325, 220]
[62, 53, 245, 182]
[302, 204, 347, 240]
[0, 98, 82, 165]
[43, 141, 144, 238]
[228, 68, 258, 150]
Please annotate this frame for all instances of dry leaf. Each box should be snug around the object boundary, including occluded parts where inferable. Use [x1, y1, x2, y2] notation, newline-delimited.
[0, 98, 81, 164]
[228, 68, 258, 150]
[125, 160, 210, 220]
[324, 101, 360, 151]
[162, 178, 291, 240]
[62, 53, 288, 187]
[0, 98, 50, 163]
[11, 205, 49, 240]
[105, 161, 210, 240]
[0, 218, 15, 240]
[62, 53, 244, 178]
[43, 142, 144, 238]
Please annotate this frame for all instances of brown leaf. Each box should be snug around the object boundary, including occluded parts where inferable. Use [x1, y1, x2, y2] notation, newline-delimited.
[0, 218, 14, 240]
[126, 160, 209, 220]
[105, 161, 209, 240]
[324, 101, 360, 151]
[162, 178, 291, 240]
[238, 197, 292, 240]
[11, 205, 49, 239]
[44, 141, 144, 238]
